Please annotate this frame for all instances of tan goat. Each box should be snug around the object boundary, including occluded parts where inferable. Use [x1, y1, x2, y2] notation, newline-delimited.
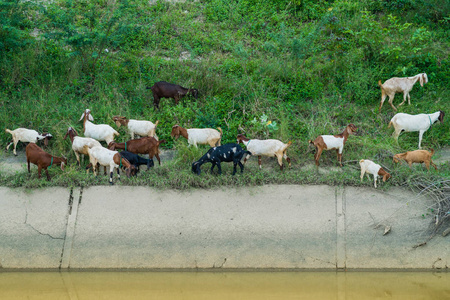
[378, 73, 428, 111]
[393, 149, 437, 171]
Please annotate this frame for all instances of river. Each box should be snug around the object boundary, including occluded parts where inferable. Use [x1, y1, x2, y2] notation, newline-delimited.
[0, 271, 449, 299]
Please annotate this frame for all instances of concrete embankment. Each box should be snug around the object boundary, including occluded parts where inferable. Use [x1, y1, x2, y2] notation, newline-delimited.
[0, 185, 448, 270]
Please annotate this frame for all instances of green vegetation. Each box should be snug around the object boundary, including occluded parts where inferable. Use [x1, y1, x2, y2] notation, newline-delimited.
[0, 0, 449, 190]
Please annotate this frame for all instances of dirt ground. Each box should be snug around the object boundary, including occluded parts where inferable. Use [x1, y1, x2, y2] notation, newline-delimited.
[1, 145, 449, 176]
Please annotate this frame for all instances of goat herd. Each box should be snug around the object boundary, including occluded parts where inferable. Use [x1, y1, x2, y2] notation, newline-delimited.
[4, 74, 446, 187]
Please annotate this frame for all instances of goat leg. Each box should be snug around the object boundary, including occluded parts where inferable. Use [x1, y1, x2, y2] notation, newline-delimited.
[238, 161, 244, 173]
[232, 162, 237, 175]
[154, 153, 161, 165]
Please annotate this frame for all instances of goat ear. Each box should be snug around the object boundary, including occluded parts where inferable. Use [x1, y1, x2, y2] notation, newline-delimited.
[88, 114, 94, 121]
[79, 112, 85, 121]
[419, 74, 424, 87]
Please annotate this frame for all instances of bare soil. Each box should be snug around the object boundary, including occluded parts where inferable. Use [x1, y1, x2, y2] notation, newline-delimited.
[1, 146, 449, 176]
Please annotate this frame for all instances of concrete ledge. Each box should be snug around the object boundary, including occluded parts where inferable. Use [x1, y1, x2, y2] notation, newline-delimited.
[0, 185, 448, 270]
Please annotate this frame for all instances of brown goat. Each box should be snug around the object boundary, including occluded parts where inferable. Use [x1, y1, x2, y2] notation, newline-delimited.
[393, 149, 437, 171]
[309, 124, 357, 168]
[26, 143, 67, 181]
[147, 81, 198, 108]
[108, 137, 166, 165]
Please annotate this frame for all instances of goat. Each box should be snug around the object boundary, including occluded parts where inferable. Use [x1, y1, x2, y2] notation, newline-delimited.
[388, 110, 444, 149]
[378, 73, 428, 111]
[79, 109, 119, 144]
[308, 124, 357, 168]
[63, 127, 101, 166]
[6, 128, 53, 156]
[191, 143, 252, 175]
[85, 146, 136, 185]
[119, 150, 154, 172]
[112, 116, 159, 140]
[108, 137, 166, 165]
[171, 125, 222, 147]
[359, 159, 391, 188]
[393, 149, 437, 171]
[147, 81, 198, 109]
[26, 143, 66, 181]
[236, 134, 292, 170]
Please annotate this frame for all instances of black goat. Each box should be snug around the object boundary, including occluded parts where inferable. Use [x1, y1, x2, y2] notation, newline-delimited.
[119, 151, 154, 172]
[147, 81, 198, 109]
[192, 143, 252, 175]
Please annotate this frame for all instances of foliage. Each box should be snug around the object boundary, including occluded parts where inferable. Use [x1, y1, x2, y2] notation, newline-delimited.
[0, 0, 449, 191]
[0, 0, 36, 53]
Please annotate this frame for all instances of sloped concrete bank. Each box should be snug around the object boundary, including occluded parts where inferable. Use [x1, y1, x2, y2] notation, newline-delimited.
[0, 185, 448, 270]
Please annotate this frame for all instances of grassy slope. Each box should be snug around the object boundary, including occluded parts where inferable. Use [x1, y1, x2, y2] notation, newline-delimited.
[0, 0, 448, 189]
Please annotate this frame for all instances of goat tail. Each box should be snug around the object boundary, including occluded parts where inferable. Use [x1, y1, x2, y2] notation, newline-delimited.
[378, 80, 382, 87]
[308, 139, 315, 146]
[430, 148, 435, 156]
[359, 159, 365, 166]
[114, 130, 120, 136]
[5, 128, 12, 134]
[217, 127, 223, 137]
[158, 139, 167, 146]
[283, 141, 293, 151]
[388, 121, 393, 128]
[154, 120, 159, 127]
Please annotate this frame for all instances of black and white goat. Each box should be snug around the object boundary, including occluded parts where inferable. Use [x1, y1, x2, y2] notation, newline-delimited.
[119, 150, 154, 172]
[191, 143, 252, 175]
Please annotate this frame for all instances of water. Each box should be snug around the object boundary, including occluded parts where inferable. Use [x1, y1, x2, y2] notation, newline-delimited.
[0, 271, 449, 299]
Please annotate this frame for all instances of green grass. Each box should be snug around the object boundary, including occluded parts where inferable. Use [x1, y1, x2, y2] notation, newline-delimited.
[0, 0, 449, 189]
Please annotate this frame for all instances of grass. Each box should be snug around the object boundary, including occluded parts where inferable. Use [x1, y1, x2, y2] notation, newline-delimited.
[0, 0, 448, 193]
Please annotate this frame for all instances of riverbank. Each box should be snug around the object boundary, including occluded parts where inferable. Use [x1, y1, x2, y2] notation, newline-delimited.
[1, 185, 448, 270]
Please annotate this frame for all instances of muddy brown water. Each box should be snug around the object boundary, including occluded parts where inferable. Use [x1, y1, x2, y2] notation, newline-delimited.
[0, 271, 449, 299]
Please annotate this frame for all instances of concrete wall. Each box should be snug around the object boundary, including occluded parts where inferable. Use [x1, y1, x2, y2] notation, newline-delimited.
[0, 185, 448, 270]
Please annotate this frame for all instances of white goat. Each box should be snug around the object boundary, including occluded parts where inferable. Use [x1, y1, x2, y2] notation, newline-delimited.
[388, 110, 445, 149]
[236, 134, 292, 170]
[112, 116, 159, 140]
[63, 127, 101, 166]
[5, 128, 53, 156]
[79, 109, 119, 144]
[85, 146, 136, 185]
[359, 159, 391, 188]
[171, 125, 222, 147]
[378, 73, 428, 111]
